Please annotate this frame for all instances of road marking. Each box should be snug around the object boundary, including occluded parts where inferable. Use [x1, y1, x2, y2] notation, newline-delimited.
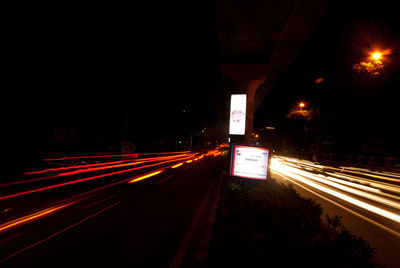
[0, 233, 23, 245]
[82, 194, 117, 209]
[156, 175, 174, 184]
[1, 208, 13, 214]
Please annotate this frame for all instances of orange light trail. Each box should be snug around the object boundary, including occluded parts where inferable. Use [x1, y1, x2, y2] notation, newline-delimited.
[186, 160, 193, 163]
[0, 202, 74, 233]
[128, 170, 163, 184]
[171, 163, 184, 169]
[2, 154, 192, 189]
[0, 155, 195, 200]
[0, 201, 120, 264]
[0, 152, 204, 237]
[43, 151, 191, 161]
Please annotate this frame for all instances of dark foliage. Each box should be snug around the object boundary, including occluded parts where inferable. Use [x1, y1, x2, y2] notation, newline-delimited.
[207, 177, 375, 267]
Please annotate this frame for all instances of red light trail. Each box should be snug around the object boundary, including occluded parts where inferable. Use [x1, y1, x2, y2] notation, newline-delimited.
[42, 151, 191, 162]
[0, 154, 197, 200]
[1, 154, 193, 188]
[0, 147, 223, 263]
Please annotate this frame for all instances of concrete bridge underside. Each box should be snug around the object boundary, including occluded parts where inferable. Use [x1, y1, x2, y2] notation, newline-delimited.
[217, 0, 331, 142]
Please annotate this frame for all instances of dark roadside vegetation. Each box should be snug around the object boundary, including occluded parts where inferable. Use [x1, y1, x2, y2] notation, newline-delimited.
[207, 176, 377, 268]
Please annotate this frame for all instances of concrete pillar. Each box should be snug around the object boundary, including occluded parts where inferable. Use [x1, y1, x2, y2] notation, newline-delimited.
[244, 78, 265, 143]
[219, 64, 267, 144]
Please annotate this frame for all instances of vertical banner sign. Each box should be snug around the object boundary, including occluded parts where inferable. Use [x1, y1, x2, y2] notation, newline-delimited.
[230, 145, 270, 180]
[229, 94, 247, 135]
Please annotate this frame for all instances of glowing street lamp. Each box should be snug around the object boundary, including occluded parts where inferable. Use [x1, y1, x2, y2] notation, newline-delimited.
[353, 49, 391, 76]
[371, 51, 382, 61]
[298, 102, 306, 109]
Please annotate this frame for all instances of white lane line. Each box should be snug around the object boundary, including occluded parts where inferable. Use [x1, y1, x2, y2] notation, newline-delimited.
[82, 194, 117, 209]
[156, 175, 174, 184]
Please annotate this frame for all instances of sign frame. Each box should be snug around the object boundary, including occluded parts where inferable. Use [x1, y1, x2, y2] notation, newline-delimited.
[229, 144, 271, 180]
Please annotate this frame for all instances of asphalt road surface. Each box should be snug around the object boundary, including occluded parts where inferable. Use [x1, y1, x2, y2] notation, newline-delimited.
[271, 156, 400, 268]
[0, 150, 225, 267]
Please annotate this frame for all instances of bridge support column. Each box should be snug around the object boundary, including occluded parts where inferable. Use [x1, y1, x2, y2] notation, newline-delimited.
[219, 64, 267, 144]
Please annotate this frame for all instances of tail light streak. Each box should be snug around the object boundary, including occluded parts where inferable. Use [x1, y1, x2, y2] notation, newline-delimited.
[171, 163, 184, 169]
[0, 201, 121, 264]
[43, 151, 190, 162]
[0, 149, 222, 255]
[128, 170, 163, 184]
[1, 154, 194, 189]
[0, 155, 195, 200]
[0, 201, 77, 233]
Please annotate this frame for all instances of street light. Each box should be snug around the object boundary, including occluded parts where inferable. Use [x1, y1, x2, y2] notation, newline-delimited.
[371, 51, 382, 61]
[353, 48, 391, 76]
[298, 102, 306, 109]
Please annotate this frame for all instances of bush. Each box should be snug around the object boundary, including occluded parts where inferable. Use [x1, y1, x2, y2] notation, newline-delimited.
[207, 177, 375, 267]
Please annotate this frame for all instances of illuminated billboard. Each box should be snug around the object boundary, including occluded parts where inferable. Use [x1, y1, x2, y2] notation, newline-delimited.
[230, 145, 270, 180]
[229, 94, 246, 135]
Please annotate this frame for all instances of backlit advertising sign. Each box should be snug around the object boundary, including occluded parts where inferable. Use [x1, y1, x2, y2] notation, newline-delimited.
[230, 145, 270, 180]
[229, 94, 246, 135]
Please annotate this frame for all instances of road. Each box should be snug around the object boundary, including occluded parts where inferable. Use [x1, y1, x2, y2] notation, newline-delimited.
[271, 156, 400, 267]
[0, 149, 225, 267]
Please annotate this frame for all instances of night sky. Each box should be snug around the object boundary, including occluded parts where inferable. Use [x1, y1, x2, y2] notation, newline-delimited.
[255, 1, 400, 156]
[4, 2, 222, 155]
[2, 1, 399, 175]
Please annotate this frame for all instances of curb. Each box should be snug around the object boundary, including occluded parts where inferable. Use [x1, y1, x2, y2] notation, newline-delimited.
[170, 166, 226, 268]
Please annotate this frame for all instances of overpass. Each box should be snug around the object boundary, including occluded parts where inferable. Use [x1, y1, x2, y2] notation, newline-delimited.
[217, 0, 331, 142]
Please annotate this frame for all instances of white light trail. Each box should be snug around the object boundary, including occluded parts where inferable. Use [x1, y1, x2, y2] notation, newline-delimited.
[270, 158, 400, 224]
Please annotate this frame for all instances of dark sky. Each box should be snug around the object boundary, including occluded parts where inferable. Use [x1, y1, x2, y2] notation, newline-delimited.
[4, 1, 223, 156]
[255, 0, 400, 155]
[3, 1, 399, 163]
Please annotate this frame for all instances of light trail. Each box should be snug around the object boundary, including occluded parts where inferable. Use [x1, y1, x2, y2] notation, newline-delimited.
[171, 163, 184, 169]
[0, 201, 77, 233]
[277, 157, 400, 191]
[1, 154, 193, 189]
[271, 157, 400, 225]
[0, 201, 121, 264]
[43, 150, 191, 162]
[0, 154, 199, 232]
[339, 166, 400, 179]
[273, 171, 400, 239]
[325, 171, 400, 195]
[0, 149, 219, 253]
[128, 170, 163, 184]
[43, 154, 139, 161]
[26, 154, 189, 176]
[24, 159, 132, 175]
[0, 155, 195, 200]
[274, 161, 400, 210]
